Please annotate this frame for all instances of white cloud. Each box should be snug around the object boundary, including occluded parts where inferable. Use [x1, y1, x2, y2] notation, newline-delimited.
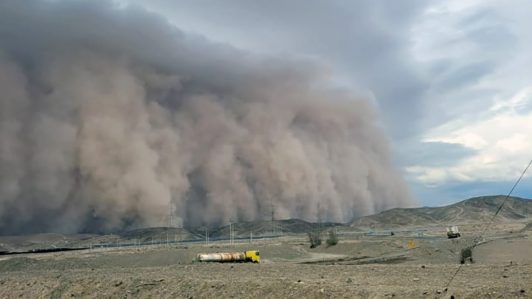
[405, 0, 532, 192]
[408, 86, 532, 185]
[491, 87, 532, 112]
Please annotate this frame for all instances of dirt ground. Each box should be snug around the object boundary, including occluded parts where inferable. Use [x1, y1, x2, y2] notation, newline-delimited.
[0, 223, 530, 298]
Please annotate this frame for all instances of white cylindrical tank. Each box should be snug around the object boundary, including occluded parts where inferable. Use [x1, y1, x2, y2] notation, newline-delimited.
[196, 252, 246, 262]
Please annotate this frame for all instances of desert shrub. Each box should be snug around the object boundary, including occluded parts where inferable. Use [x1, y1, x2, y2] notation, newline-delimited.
[326, 229, 338, 246]
[460, 247, 473, 264]
[308, 231, 322, 248]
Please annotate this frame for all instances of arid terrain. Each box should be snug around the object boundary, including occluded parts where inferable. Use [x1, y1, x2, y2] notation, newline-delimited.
[2, 1, 531, 298]
[0, 197, 531, 298]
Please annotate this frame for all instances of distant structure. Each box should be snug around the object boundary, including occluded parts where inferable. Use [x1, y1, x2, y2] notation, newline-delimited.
[446, 226, 461, 239]
[271, 198, 275, 237]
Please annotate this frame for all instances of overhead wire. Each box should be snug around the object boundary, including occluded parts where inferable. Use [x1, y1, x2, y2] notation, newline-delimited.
[441, 159, 532, 294]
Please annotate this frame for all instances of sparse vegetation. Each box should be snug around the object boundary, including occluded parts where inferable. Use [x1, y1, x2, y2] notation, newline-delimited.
[460, 247, 474, 264]
[326, 229, 338, 247]
[0, 209, 530, 298]
[308, 231, 322, 248]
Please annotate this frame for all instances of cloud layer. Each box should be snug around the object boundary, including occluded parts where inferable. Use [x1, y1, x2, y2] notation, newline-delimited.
[406, 0, 532, 192]
[134, 0, 430, 140]
[0, 1, 412, 234]
[408, 86, 532, 186]
[136, 0, 532, 206]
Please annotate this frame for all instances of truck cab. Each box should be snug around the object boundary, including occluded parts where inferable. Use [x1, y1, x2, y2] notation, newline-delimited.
[245, 250, 260, 263]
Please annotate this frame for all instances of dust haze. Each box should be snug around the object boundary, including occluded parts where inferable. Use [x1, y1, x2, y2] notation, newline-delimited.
[0, 0, 412, 234]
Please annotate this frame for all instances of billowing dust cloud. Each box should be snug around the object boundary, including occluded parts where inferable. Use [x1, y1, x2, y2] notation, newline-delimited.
[0, 1, 413, 234]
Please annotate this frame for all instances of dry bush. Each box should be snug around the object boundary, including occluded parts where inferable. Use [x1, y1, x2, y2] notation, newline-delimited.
[326, 229, 338, 247]
[308, 231, 322, 248]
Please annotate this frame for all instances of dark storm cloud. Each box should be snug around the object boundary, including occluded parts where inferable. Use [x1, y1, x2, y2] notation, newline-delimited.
[459, 9, 517, 48]
[132, 0, 432, 140]
[134, 0, 532, 207]
[434, 62, 494, 92]
[398, 142, 477, 168]
[0, 0, 413, 234]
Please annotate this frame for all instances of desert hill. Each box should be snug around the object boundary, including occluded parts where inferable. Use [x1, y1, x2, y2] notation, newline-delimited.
[195, 219, 342, 239]
[124, 196, 532, 239]
[129, 219, 343, 240]
[350, 195, 532, 228]
[2, 195, 531, 252]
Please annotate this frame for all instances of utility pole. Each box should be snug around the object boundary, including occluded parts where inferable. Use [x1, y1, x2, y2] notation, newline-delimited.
[317, 201, 322, 235]
[271, 197, 275, 238]
[229, 220, 233, 245]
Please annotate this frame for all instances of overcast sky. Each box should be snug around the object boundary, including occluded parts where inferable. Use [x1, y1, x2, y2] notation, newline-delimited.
[127, 0, 532, 206]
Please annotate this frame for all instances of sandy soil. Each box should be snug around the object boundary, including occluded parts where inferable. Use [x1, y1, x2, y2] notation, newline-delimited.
[0, 262, 530, 299]
[0, 224, 530, 298]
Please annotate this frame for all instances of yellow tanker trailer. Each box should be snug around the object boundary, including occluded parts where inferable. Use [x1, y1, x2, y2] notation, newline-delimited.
[196, 250, 260, 263]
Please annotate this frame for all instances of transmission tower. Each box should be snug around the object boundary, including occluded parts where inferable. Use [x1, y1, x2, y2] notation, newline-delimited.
[271, 197, 275, 237]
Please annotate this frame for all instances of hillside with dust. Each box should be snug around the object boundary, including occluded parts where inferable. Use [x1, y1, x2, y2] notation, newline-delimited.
[1, 195, 530, 253]
[0, 0, 412, 235]
[351, 196, 532, 228]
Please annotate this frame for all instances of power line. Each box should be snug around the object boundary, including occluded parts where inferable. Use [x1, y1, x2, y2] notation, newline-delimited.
[442, 159, 532, 293]
[479, 159, 532, 238]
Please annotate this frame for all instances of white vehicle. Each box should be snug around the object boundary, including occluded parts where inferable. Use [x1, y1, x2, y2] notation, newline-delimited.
[446, 226, 461, 238]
